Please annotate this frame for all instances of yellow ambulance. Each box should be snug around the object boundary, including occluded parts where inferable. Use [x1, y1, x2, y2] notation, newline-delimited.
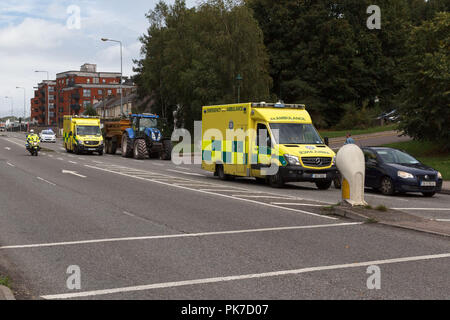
[63, 116, 104, 155]
[201, 102, 338, 189]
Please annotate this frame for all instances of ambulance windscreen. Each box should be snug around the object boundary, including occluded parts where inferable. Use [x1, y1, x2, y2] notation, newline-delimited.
[269, 123, 323, 145]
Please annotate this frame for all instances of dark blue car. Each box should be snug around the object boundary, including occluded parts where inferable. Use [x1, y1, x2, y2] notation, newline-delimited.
[362, 147, 443, 197]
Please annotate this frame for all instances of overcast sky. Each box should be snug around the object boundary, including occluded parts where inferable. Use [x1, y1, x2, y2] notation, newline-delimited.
[0, 0, 197, 118]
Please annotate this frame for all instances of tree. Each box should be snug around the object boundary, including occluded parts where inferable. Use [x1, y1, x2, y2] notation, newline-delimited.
[83, 104, 98, 116]
[134, 0, 273, 133]
[397, 12, 450, 149]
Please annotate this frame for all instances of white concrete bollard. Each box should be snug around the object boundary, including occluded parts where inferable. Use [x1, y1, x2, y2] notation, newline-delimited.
[336, 144, 368, 206]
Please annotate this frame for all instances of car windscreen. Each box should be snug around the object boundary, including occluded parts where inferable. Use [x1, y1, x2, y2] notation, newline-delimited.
[42, 131, 53, 135]
[76, 126, 101, 136]
[269, 123, 324, 145]
[376, 149, 420, 164]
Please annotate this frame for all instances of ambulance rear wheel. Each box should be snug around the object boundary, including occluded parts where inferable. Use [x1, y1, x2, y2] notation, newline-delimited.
[217, 164, 233, 181]
[316, 180, 332, 190]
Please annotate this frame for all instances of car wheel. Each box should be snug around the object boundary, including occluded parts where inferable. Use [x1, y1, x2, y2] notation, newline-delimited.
[333, 176, 341, 189]
[380, 176, 395, 195]
[422, 192, 435, 197]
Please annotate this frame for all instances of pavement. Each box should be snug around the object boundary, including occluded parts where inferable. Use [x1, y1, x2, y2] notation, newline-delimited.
[0, 285, 15, 300]
[0, 131, 449, 300]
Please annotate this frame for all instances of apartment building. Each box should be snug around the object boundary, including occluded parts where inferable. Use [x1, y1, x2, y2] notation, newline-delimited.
[30, 63, 135, 126]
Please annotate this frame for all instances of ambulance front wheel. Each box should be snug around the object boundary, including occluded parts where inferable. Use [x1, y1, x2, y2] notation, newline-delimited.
[315, 180, 332, 190]
[268, 170, 285, 188]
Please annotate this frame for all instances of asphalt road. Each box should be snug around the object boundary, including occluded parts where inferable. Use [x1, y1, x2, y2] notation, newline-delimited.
[0, 132, 449, 300]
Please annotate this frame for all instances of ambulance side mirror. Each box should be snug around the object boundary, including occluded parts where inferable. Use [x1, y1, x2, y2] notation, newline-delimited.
[324, 137, 329, 146]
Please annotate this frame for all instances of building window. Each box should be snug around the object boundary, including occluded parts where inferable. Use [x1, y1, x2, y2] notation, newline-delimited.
[94, 78, 99, 84]
[83, 101, 91, 108]
[87, 78, 91, 84]
[102, 79, 106, 83]
[107, 90, 112, 96]
[98, 89, 103, 96]
[83, 89, 91, 97]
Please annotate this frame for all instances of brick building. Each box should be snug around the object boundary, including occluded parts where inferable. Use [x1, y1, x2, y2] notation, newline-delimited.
[30, 63, 135, 127]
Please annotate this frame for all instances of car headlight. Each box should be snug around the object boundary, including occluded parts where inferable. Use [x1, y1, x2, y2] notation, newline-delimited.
[332, 157, 336, 166]
[284, 154, 301, 166]
[437, 172, 442, 179]
[398, 171, 414, 179]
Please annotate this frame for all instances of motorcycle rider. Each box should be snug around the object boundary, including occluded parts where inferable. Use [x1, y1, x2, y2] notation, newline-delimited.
[26, 130, 41, 154]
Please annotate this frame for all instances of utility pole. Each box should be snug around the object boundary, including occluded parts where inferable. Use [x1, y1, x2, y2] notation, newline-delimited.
[16, 87, 26, 132]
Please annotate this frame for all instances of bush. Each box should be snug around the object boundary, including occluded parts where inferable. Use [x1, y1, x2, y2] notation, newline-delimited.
[335, 104, 376, 130]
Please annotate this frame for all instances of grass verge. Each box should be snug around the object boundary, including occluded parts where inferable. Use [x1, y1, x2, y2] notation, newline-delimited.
[0, 276, 10, 288]
[383, 140, 450, 180]
[319, 124, 397, 138]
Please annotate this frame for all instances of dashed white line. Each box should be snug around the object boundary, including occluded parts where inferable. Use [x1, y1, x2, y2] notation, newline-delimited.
[68, 161, 78, 164]
[41, 252, 450, 299]
[37, 177, 56, 186]
[4, 147, 11, 150]
[0, 222, 360, 250]
[6, 162, 15, 167]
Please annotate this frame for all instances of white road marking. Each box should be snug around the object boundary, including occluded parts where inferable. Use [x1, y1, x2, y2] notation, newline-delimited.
[200, 189, 251, 192]
[41, 251, 450, 299]
[151, 163, 164, 166]
[166, 169, 205, 177]
[37, 177, 56, 186]
[62, 170, 87, 178]
[233, 195, 296, 200]
[4, 147, 10, 150]
[0, 222, 360, 250]
[271, 202, 325, 207]
[57, 158, 64, 161]
[68, 161, 78, 164]
[6, 162, 15, 167]
[48, 155, 54, 158]
[393, 208, 450, 211]
[92, 160, 104, 164]
[84, 164, 337, 220]
[435, 219, 450, 222]
[365, 194, 408, 202]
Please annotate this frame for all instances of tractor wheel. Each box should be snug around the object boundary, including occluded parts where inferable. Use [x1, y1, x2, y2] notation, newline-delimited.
[110, 141, 117, 155]
[160, 140, 173, 160]
[133, 139, 148, 160]
[121, 132, 134, 158]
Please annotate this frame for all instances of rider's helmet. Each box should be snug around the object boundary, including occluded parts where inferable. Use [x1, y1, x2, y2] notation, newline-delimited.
[30, 129, 34, 134]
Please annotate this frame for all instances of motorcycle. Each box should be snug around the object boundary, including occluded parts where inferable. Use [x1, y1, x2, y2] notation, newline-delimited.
[26, 139, 40, 156]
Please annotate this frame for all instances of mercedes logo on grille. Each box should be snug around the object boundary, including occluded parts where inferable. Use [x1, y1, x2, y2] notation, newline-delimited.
[424, 175, 429, 180]
[315, 158, 322, 165]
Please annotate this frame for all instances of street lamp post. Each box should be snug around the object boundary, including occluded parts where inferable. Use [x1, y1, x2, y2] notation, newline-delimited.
[4, 96, 13, 132]
[236, 74, 243, 103]
[16, 87, 26, 132]
[35, 71, 50, 126]
[101, 38, 123, 115]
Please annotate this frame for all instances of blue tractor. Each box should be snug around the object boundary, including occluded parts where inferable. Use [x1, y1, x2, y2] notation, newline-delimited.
[104, 113, 172, 160]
